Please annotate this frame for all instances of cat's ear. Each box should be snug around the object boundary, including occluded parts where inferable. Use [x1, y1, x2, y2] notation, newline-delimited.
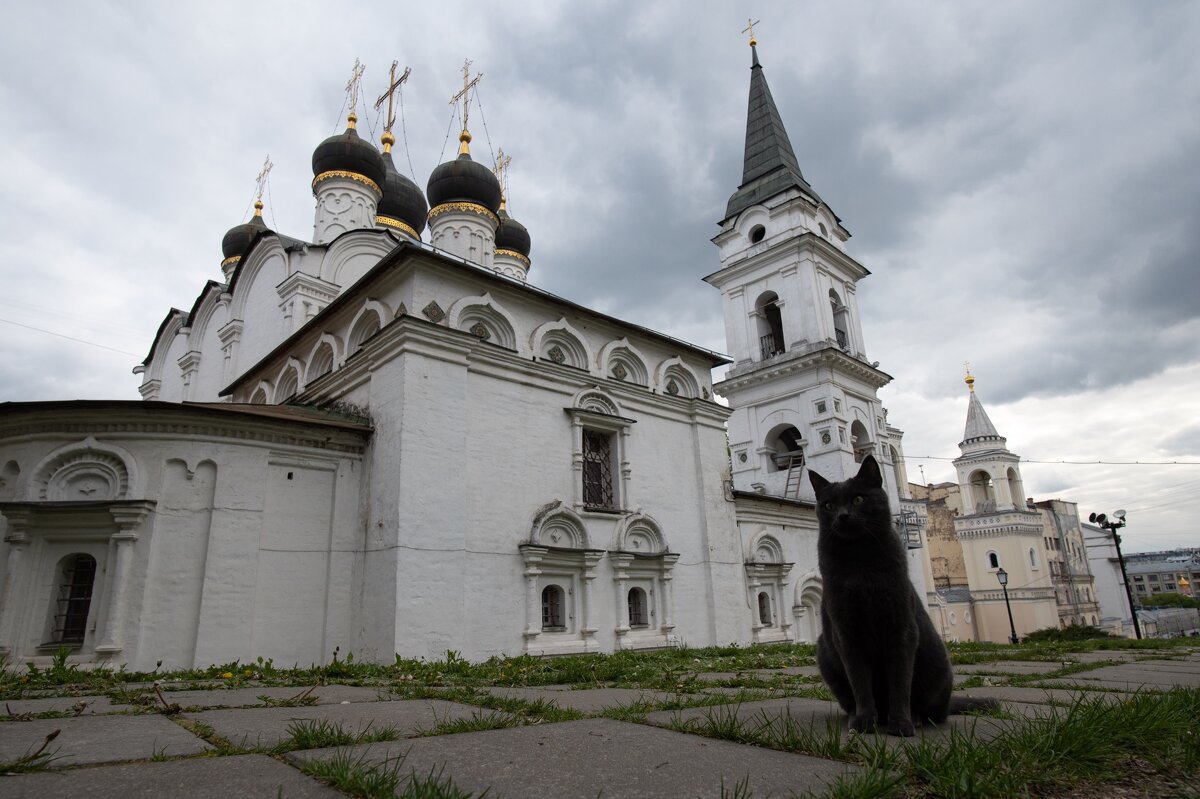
[808, 469, 830, 493]
[857, 455, 882, 487]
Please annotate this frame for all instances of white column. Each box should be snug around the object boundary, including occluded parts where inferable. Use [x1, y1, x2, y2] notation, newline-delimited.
[95, 530, 136, 655]
[519, 546, 546, 642]
[612, 553, 631, 649]
[95, 502, 154, 655]
[660, 554, 679, 633]
[0, 522, 32, 657]
[581, 551, 603, 651]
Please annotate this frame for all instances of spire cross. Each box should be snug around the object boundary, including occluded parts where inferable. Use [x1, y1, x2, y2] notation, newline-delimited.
[374, 60, 411, 134]
[742, 18, 760, 46]
[254, 155, 273, 203]
[344, 58, 366, 119]
[493, 148, 512, 198]
[449, 58, 483, 132]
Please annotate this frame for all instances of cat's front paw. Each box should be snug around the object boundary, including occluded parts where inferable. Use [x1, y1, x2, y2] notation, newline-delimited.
[848, 713, 875, 734]
[887, 717, 915, 737]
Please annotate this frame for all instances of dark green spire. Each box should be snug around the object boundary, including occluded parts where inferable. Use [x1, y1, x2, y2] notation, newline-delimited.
[725, 44, 821, 221]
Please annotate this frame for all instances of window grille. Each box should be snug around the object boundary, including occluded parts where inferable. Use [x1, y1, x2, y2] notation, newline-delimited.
[541, 585, 565, 630]
[628, 587, 648, 627]
[582, 429, 615, 509]
[760, 333, 783, 360]
[758, 592, 773, 626]
[54, 554, 96, 644]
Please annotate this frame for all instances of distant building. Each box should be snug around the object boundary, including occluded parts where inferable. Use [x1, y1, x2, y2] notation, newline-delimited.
[1123, 550, 1200, 602]
[1082, 521, 1137, 636]
[908, 374, 1104, 642]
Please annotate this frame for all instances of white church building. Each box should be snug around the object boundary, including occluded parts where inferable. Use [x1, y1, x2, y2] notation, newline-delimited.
[0, 43, 917, 670]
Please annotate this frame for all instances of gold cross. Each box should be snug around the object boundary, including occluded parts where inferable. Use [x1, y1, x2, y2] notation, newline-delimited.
[742, 18, 760, 46]
[449, 58, 483, 132]
[493, 147, 512, 193]
[254, 155, 273, 202]
[344, 58, 366, 118]
[964, 360, 971, 376]
[374, 60, 411, 134]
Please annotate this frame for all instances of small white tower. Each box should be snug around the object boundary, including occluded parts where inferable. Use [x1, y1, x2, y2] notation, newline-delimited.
[708, 39, 902, 506]
[953, 371, 1028, 513]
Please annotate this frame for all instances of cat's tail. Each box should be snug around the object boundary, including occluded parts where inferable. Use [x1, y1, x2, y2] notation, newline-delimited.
[948, 696, 1000, 715]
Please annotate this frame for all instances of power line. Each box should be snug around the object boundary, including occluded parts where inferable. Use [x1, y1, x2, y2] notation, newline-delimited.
[902, 455, 1200, 466]
[1, 317, 138, 357]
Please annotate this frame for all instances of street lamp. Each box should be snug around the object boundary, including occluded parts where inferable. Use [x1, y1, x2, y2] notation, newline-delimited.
[1089, 510, 1142, 640]
[996, 567, 1019, 645]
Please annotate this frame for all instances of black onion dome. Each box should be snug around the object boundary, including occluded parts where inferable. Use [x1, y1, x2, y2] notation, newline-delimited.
[427, 151, 502, 213]
[221, 204, 270, 262]
[495, 208, 531, 257]
[378, 150, 428, 235]
[311, 120, 386, 190]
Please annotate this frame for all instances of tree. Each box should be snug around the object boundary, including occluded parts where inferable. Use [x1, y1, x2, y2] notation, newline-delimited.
[1140, 592, 1199, 609]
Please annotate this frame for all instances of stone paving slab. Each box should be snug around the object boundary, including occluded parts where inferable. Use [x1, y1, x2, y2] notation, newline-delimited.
[1, 694, 126, 717]
[1115, 659, 1200, 674]
[747, 665, 822, 677]
[1039, 663, 1200, 689]
[645, 696, 1007, 744]
[159, 684, 387, 709]
[0, 714, 210, 766]
[955, 661, 1065, 675]
[184, 698, 492, 749]
[0, 753, 340, 798]
[480, 686, 673, 713]
[958, 686, 1133, 706]
[287, 717, 856, 798]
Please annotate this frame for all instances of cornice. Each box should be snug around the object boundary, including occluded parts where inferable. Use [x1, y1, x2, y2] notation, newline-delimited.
[0, 409, 369, 455]
[715, 345, 891, 394]
[705, 232, 869, 289]
[312, 170, 382, 197]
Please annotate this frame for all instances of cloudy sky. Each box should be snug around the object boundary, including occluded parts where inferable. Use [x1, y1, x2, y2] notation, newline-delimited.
[2, 1, 1197, 552]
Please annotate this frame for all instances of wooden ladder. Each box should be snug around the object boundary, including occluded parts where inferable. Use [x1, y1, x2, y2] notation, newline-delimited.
[783, 455, 803, 498]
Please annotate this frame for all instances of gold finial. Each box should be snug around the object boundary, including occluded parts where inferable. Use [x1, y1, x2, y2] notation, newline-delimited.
[374, 60, 411, 135]
[449, 58, 483, 153]
[381, 131, 395, 153]
[344, 58, 366, 126]
[742, 18, 760, 47]
[493, 148, 512, 207]
[254, 155, 273, 210]
[964, 361, 975, 392]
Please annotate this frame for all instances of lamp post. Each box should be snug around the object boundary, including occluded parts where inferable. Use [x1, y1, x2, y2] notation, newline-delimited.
[1089, 510, 1142, 640]
[996, 567, 1019, 645]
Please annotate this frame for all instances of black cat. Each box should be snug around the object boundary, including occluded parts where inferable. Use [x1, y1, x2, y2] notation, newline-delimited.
[810, 455, 995, 736]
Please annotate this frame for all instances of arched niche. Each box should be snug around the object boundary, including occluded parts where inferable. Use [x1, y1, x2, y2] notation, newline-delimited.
[613, 512, 667, 555]
[531, 318, 592, 371]
[569, 386, 622, 418]
[598, 338, 649, 386]
[305, 333, 343, 383]
[529, 501, 590, 550]
[447, 293, 518, 351]
[653, 357, 701, 399]
[30, 437, 138, 502]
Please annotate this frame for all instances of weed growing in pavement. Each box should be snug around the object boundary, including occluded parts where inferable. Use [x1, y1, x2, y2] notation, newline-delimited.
[0, 728, 61, 773]
[302, 749, 487, 799]
[274, 718, 402, 752]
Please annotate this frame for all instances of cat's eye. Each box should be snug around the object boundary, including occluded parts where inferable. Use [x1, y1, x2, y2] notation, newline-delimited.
[823, 501, 833, 510]
[852, 495, 864, 505]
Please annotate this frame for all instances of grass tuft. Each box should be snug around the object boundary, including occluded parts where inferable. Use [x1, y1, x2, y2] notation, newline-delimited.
[302, 749, 487, 798]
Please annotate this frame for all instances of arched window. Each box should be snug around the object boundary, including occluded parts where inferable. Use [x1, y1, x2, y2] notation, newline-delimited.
[754, 292, 785, 360]
[541, 585, 565, 631]
[970, 470, 996, 512]
[987, 551, 1000, 570]
[850, 420, 872, 464]
[757, 591, 773, 626]
[52, 554, 96, 645]
[1029, 548, 1037, 569]
[1007, 468, 1024, 508]
[765, 425, 804, 473]
[628, 587, 648, 627]
[829, 289, 850, 350]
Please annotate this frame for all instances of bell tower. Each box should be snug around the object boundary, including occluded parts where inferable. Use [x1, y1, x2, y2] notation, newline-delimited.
[707, 36, 903, 507]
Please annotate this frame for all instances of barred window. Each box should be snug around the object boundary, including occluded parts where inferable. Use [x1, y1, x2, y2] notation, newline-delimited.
[53, 554, 96, 644]
[541, 585, 566, 631]
[758, 591, 773, 626]
[628, 587, 648, 627]
[582, 429, 615, 509]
